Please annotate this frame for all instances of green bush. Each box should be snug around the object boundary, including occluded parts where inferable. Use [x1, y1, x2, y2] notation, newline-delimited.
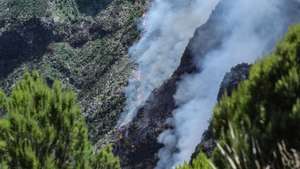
[0, 72, 120, 169]
[92, 146, 120, 169]
[177, 152, 215, 169]
[0, 0, 80, 22]
[211, 24, 300, 168]
[52, 0, 80, 21]
[1, 0, 49, 20]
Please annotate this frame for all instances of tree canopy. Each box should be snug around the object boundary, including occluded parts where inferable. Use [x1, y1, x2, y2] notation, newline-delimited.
[0, 72, 120, 169]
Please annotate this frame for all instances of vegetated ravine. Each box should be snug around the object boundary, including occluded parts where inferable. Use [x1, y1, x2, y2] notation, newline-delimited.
[114, 0, 300, 169]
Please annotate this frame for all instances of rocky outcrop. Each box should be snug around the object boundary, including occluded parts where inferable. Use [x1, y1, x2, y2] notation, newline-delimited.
[191, 63, 251, 160]
[217, 63, 251, 101]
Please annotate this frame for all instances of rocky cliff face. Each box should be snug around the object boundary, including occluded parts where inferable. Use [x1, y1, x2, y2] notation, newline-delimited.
[0, 0, 146, 147]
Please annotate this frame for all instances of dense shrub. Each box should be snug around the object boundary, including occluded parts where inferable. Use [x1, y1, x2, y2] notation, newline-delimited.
[177, 152, 215, 169]
[211, 24, 300, 168]
[1, 0, 49, 19]
[0, 72, 120, 169]
[0, 0, 79, 22]
[52, 0, 80, 21]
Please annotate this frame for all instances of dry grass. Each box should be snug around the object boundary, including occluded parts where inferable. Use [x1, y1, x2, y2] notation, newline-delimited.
[217, 124, 300, 169]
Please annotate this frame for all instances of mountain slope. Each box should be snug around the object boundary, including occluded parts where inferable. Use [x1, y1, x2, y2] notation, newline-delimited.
[0, 0, 146, 147]
[113, 1, 300, 168]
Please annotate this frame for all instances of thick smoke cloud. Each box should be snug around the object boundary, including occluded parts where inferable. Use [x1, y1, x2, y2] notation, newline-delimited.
[156, 0, 300, 168]
[118, 0, 220, 127]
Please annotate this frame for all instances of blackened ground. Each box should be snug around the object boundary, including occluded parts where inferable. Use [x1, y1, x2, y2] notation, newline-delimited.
[114, 47, 197, 169]
[113, 2, 227, 167]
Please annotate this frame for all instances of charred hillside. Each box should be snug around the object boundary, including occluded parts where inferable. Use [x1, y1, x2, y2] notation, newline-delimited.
[114, 0, 300, 169]
[113, 1, 235, 167]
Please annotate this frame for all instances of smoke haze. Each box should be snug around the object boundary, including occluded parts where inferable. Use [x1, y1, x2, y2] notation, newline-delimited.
[118, 0, 220, 127]
[156, 0, 300, 168]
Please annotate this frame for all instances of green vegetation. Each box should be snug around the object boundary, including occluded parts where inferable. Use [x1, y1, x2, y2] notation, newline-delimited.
[50, 0, 80, 21]
[177, 152, 215, 169]
[93, 146, 121, 169]
[212, 24, 300, 168]
[0, 72, 120, 169]
[75, 0, 144, 16]
[0, 0, 79, 22]
[0, 0, 144, 146]
[182, 24, 300, 169]
[0, 0, 145, 167]
[0, 0, 49, 20]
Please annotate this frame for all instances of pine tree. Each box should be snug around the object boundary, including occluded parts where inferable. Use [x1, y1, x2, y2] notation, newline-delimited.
[92, 146, 121, 169]
[0, 72, 120, 169]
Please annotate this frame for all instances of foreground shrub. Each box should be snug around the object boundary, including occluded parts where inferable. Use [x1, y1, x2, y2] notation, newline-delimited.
[211, 24, 300, 168]
[0, 72, 120, 169]
[177, 152, 215, 169]
[214, 125, 300, 169]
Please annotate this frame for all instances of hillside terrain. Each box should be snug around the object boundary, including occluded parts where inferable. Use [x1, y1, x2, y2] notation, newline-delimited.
[0, 0, 300, 169]
[0, 0, 146, 147]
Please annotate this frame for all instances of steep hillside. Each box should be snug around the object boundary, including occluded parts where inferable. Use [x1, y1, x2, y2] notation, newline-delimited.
[1, 0, 300, 169]
[180, 23, 300, 169]
[114, 0, 300, 168]
[0, 0, 146, 147]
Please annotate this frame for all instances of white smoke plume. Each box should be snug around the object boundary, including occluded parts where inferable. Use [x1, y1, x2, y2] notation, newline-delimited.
[156, 0, 300, 168]
[118, 0, 220, 127]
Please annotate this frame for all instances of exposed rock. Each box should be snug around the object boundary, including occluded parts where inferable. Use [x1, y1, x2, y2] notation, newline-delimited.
[191, 63, 251, 160]
[217, 63, 251, 101]
[192, 125, 215, 158]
